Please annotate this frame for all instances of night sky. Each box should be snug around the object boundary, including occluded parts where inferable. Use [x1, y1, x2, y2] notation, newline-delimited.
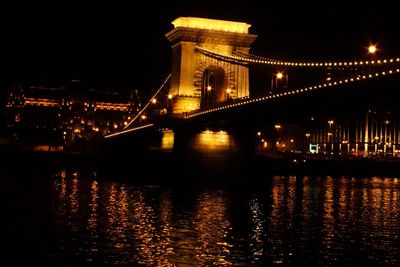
[1, 1, 399, 94]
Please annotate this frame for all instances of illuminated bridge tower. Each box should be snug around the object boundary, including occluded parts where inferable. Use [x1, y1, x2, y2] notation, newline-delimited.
[165, 17, 257, 115]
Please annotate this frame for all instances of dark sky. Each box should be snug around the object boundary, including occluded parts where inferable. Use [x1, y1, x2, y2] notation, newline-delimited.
[1, 1, 399, 93]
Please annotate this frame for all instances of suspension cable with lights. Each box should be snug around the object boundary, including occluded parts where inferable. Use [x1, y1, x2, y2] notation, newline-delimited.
[123, 74, 171, 130]
[197, 46, 400, 68]
[185, 68, 400, 119]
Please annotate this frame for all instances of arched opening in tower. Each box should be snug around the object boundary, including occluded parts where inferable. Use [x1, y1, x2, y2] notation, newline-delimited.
[201, 67, 228, 108]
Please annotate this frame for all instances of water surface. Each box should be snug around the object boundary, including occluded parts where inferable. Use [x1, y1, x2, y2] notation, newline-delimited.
[5, 168, 400, 266]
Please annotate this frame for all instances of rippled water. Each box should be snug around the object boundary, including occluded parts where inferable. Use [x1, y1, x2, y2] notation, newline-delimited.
[5, 170, 400, 266]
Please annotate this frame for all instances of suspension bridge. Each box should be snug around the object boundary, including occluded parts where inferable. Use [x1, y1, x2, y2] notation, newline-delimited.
[104, 17, 400, 156]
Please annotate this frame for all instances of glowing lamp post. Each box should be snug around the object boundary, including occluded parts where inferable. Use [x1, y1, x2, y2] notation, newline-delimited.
[368, 45, 377, 55]
[271, 71, 288, 94]
[140, 114, 147, 124]
[328, 120, 334, 152]
[305, 133, 311, 153]
[366, 44, 377, 75]
[226, 88, 232, 101]
[274, 124, 282, 150]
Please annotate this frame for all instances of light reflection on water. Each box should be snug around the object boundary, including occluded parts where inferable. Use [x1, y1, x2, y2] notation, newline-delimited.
[192, 130, 235, 152]
[46, 172, 400, 266]
[248, 196, 265, 264]
[194, 191, 232, 266]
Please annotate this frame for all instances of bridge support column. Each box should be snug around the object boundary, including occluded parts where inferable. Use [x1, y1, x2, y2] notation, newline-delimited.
[165, 17, 257, 116]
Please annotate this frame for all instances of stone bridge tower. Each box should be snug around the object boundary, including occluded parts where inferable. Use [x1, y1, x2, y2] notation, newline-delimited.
[165, 17, 257, 115]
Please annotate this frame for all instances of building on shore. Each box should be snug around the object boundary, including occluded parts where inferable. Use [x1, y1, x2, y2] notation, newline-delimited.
[4, 80, 141, 151]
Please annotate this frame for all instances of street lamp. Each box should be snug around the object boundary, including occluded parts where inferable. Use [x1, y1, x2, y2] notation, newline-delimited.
[366, 44, 377, 76]
[270, 71, 288, 94]
[226, 88, 232, 101]
[140, 114, 147, 123]
[327, 120, 334, 152]
[274, 124, 282, 149]
[384, 120, 390, 155]
[368, 45, 377, 55]
[305, 133, 311, 153]
[203, 85, 212, 107]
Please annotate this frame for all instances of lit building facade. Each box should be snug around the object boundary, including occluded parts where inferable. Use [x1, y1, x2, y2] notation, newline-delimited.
[5, 82, 141, 150]
[305, 110, 400, 157]
[165, 17, 257, 115]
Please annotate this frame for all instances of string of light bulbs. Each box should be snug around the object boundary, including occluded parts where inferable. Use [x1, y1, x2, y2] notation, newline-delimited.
[185, 68, 400, 119]
[123, 74, 171, 130]
[197, 46, 400, 68]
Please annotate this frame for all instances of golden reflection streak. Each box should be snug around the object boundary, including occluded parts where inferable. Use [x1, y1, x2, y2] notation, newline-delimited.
[360, 176, 400, 260]
[348, 177, 356, 224]
[322, 176, 334, 250]
[193, 130, 234, 152]
[88, 180, 99, 230]
[194, 191, 232, 266]
[105, 183, 117, 254]
[132, 191, 156, 266]
[54, 170, 67, 217]
[106, 184, 129, 252]
[86, 180, 99, 261]
[70, 175, 79, 214]
[338, 177, 348, 224]
[52, 170, 80, 253]
[117, 185, 129, 257]
[302, 176, 310, 222]
[287, 176, 296, 217]
[269, 176, 297, 264]
[131, 191, 174, 266]
[267, 176, 286, 264]
[161, 130, 174, 151]
[249, 196, 265, 263]
[370, 177, 383, 227]
[156, 192, 174, 266]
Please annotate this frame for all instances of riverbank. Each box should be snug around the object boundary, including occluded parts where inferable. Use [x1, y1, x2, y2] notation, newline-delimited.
[3, 149, 400, 181]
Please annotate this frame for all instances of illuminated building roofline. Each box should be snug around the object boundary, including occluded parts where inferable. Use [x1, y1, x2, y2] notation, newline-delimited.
[172, 17, 251, 34]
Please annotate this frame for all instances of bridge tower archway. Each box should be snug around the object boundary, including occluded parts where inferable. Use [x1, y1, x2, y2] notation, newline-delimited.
[201, 67, 228, 108]
[165, 17, 257, 115]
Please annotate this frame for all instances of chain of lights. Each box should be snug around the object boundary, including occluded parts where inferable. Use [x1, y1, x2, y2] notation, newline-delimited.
[185, 68, 400, 119]
[123, 74, 171, 130]
[105, 124, 154, 138]
[233, 50, 278, 63]
[197, 46, 400, 68]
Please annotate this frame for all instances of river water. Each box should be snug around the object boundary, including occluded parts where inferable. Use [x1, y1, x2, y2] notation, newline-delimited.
[4, 162, 400, 266]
